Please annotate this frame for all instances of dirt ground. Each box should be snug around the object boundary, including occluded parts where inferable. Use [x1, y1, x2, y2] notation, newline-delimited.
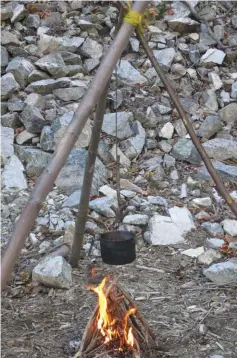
[2, 235, 237, 358]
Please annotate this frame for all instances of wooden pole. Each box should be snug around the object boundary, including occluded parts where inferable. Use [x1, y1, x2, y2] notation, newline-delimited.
[1, 1, 148, 290]
[136, 29, 237, 217]
[69, 81, 110, 267]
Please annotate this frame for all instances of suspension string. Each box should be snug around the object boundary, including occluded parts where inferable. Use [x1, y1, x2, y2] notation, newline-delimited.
[115, 63, 121, 230]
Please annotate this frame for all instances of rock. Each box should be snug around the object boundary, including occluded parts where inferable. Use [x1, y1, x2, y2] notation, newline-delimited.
[196, 160, 237, 183]
[197, 116, 222, 139]
[40, 126, 55, 152]
[201, 222, 224, 236]
[203, 139, 237, 161]
[120, 190, 136, 198]
[36, 53, 68, 78]
[182, 247, 205, 257]
[116, 60, 148, 84]
[192, 197, 212, 207]
[110, 145, 131, 168]
[222, 219, 237, 236]
[26, 78, 71, 95]
[80, 38, 103, 59]
[169, 206, 195, 235]
[89, 196, 115, 218]
[129, 37, 139, 52]
[52, 112, 91, 149]
[123, 214, 149, 226]
[55, 148, 107, 195]
[205, 238, 225, 250]
[1, 30, 20, 47]
[1, 73, 19, 100]
[58, 36, 85, 53]
[28, 70, 50, 83]
[1, 5, 13, 21]
[153, 48, 176, 71]
[171, 63, 186, 77]
[164, 1, 191, 20]
[147, 196, 168, 207]
[1, 46, 9, 68]
[167, 18, 200, 34]
[159, 122, 174, 139]
[120, 178, 143, 194]
[1, 127, 14, 165]
[54, 86, 86, 101]
[62, 190, 81, 208]
[173, 120, 187, 138]
[146, 214, 185, 245]
[143, 107, 161, 128]
[16, 130, 37, 145]
[219, 103, 237, 124]
[170, 169, 179, 180]
[15, 146, 51, 177]
[164, 154, 176, 168]
[1, 112, 21, 128]
[99, 185, 117, 198]
[84, 58, 100, 72]
[21, 105, 45, 133]
[7, 97, 25, 112]
[2, 155, 27, 191]
[231, 81, 237, 99]
[27, 14, 41, 28]
[32, 256, 72, 289]
[198, 249, 222, 265]
[228, 33, 237, 47]
[200, 49, 226, 65]
[203, 259, 237, 285]
[209, 71, 222, 90]
[158, 141, 172, 153]
[122, 121, 146, 159]
[11, 4, 27, 23]
[172, 138, 201, 164]
[25, 93, 44, 109]
[203, 90, 218, 111]
[108, 90, 123, 109]
[102, 112, 133, 140]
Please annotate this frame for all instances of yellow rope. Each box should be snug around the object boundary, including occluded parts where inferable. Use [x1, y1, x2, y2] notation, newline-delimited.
[123, 1, 148, 33]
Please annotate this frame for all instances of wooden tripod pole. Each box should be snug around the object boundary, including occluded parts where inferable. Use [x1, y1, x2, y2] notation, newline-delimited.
[136, 29, 237, 217]
[1, 1, 148, 289]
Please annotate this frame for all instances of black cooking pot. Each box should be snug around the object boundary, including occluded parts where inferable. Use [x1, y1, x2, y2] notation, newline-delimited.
[99, 231, 136, 265]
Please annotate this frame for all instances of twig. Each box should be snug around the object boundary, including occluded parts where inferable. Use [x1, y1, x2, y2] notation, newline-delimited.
[135, 265, 165, 274]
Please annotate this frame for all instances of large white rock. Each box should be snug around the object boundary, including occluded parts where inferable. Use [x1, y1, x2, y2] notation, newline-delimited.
[201, 49, 226, 65]
[1, 126, 14, 165]
[146, 214, 185, 245]
[123, 214, 149, 226]
[182, 247, 205, 257]
[221, 219, 237, 236]
[169, 206, 195, 235]
[2, 155, 27, 191]
[32, 256, 72, 289]
[203, 259, 237, 285]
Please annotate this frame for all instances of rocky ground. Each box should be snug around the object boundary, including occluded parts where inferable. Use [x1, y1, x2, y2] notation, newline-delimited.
[1, 1, 237, 358]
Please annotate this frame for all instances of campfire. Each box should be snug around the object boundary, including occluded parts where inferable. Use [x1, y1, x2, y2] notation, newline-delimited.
[74, 276, 158, 358]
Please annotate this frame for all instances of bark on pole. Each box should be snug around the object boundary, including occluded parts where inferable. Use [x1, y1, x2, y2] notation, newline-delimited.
[136, 30, 237, 217]
[69, 81, 110, 267]
[1, 1, 148, 290]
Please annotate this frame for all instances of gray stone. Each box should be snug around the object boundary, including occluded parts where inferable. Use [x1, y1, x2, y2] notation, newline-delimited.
[16, 130, 37, 145]
[219, 103, 237, 124]
[60, 52, 82, 65]
[11, 4, 27, 23]
[231, 81, 237, 99]
[129, 37, 139, 52]
[102, 112, 133, 140]
[6, 57, 35, 88]
[36, 53, 68, 78]
[54, 87, 86, 101]
[80, 38, 103, 59]
[199, 32, 217, 47]
[159, 122, 174, 139]
[116, 60, 148, 84]
[147, 196, 168, 207]
[164, 1, 191, 20]
[1, 127, 14, 165]
[1, 113, 21, 128]
[120, 178, 143, 194]
[1, 5, 13, 21]
[1, 102, 8, 115]
[84, 58, 100, 72]
[32, 256, 72, 289]
[196, 160, 237, 183]
[58, 36, 85, 53]
[1, 46, 9, 68]
[173, 119, 187, 137]
[171, 63, 186, 77]
[99, 185, 117, 198]
[222, 219, 237, 236]
[89, 196, 115, 218]
[209, 71, 222, 90]
[169, 206, 195, 235]
[40, 126, 54, 152]
[203, 90, 218, 112]
[146, 214, 185, 245]
[7, 98, 25, 112]
[110, 145, 131, 168]
[158, 140, 172, 153]
[52, 112, 91, 149]
[205, 238, 225, 250]
[197, 116, 222, 139]
[21, 105, 45, 133]
[203, 139, 237, 161]
[232, 15, 237, 29]
[182, 247, 205, 258]
[38, 34, 60, 54]
[55, 148, 107, 195]
[200, 49, 226, 65]
[2, 155, 27, 191]
[123, 214, 149, 225]
[66, 64, 83, 76]
[26, 14, 41, 29]
[153, 48, 176, 71]
[192, 197, 212, 207]
[143, 107, 161, 128]
[108, 90, 123, 109]
[167, 18, 199, 34]
[172, 138, 201, 164]
[1, 73, 19, 100]
[213, 25, 224, 40]
[26, 78, 71, 95]
[28, 70, 50, 83]
[14, 145, 51, 177]
[62, 190, 81, 208]
[25, 93, 44, 109]
[163, 154, 176, 168]
[122, 121, 146, 159]
[198, 249, 222, 265]
[228, 33, 237, 47]
[201, 222, 224, 236]
[1, 30, 20, 47]
[203, 259, 237, 285]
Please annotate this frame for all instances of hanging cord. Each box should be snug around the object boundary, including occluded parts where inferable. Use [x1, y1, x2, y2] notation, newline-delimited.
[115, 63, 121, 230]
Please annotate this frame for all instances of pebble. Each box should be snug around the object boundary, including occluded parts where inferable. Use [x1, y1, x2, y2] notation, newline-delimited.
[203, 259, 237, 285]
[123, 214, 149, 226]
[202, 222, 224, 236]
[221, 219, 237, 236]
[192, 197, 212, 207]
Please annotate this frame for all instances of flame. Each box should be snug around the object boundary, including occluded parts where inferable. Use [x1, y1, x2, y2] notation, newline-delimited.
[89, 277, 136, 350]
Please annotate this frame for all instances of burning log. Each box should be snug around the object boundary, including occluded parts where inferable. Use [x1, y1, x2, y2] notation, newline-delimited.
[74, 276, 158, 358]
